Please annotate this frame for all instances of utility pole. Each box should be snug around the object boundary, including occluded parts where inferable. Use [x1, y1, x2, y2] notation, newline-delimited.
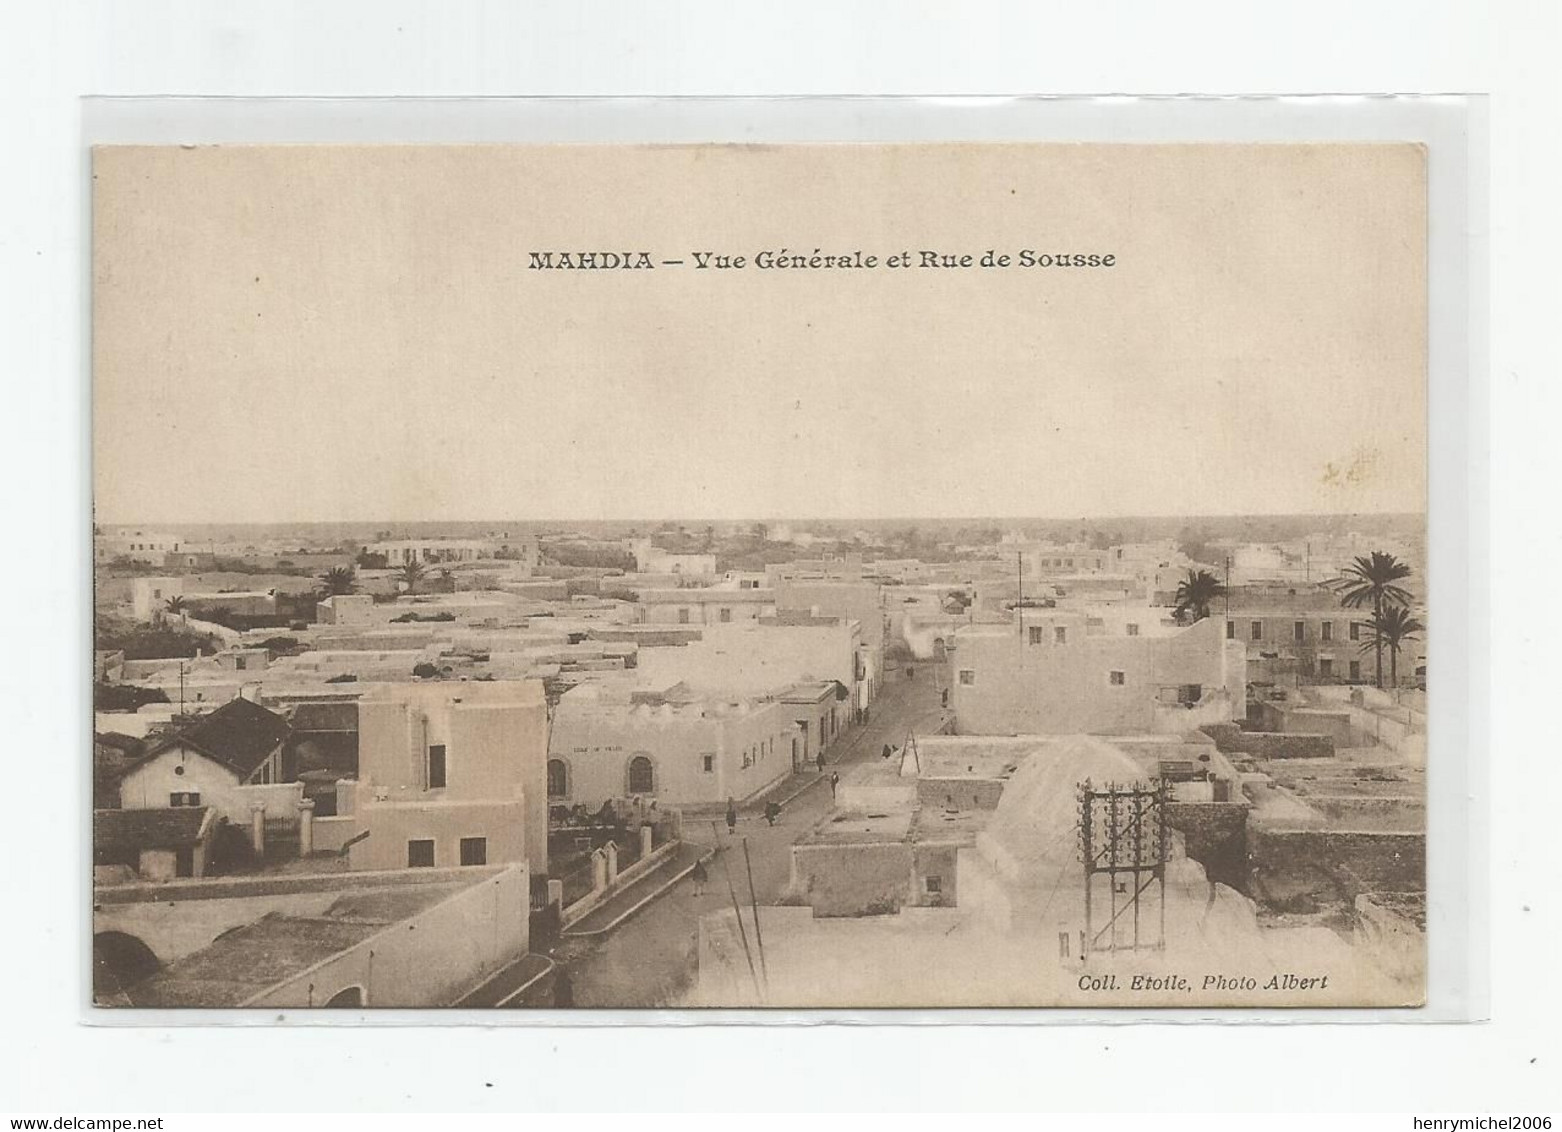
[1017, 551, 1024, 638]
[1223, 555, 1231, 619]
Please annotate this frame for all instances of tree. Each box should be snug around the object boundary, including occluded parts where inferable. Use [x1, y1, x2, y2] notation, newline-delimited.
[1172, 568, 1225, 623]
[1330, 552, 1414, 688]
[319, 564, 357, 597]
[399, 559, 426, 594]
[1176, 526, 1216, 566]
[1359, 605, 1424, 688]
[163, 596, 187, 619]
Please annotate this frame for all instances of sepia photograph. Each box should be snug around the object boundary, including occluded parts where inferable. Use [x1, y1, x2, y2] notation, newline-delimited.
[89, 142, 1429, 1011]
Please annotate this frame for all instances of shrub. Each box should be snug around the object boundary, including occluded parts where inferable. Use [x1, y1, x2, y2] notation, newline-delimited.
[94, 683, 170, 712]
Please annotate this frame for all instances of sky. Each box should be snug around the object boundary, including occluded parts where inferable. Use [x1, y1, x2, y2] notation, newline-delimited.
[92, 143, 1427, 525]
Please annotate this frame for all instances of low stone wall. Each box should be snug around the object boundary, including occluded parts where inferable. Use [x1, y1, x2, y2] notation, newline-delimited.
[1201, 723, 1334, 760]
[1309, 795, 1425, 832]
[95, 863, 499, 905]
[559, 837, 679, 926]
[1163, 801, 1249, 892]
[1256, 701, 1355, 744]
[917, 777, 1005, 812]
[790, 841, 913, 917]
[1249, 827, 1425, 902]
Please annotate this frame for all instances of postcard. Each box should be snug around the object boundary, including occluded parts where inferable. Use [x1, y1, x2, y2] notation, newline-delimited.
[91, 142, 1426, 1008]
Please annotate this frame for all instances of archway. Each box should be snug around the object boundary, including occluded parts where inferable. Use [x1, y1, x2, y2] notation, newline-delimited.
[627, 755, 654, 795]
[325, 985, 364, 1007]
[93, 931, 161, 999]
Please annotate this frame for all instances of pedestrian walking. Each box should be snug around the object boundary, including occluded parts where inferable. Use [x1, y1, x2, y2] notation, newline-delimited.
[764, 800, 781, 827]
[882, 743, 892, 760]
[829, 771, 840, 799]
[816, 751, 827, 774]
[691, 857, 709, 897]
[725, 797, 737, 836]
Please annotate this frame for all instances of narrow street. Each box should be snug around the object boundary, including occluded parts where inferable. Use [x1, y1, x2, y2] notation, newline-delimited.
[546, 659, 948, 1007]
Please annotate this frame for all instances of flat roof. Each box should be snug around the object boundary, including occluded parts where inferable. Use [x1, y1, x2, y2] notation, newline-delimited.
[126, 878, 476, 1007]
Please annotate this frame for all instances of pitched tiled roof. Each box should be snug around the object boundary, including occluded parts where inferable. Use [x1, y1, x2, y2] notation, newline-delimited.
[94, 807, 211, 856]
[144, 697, 291, 779]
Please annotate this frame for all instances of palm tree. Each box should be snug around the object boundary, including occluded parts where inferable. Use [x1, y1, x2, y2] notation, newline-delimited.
[1172, 568, 1225, 624]
[399, 559, 426, 594]
[164, 596, 187, 616]
[1359, 605, 1424, 688]
[319, 565, 357, 597]
[1330, 552, 1414, 688]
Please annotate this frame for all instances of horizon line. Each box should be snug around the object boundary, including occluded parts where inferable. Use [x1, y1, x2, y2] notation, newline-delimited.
[94, 509, 1426, 529]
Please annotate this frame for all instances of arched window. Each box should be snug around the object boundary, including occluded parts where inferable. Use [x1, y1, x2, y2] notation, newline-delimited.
[627, 755, 655, 795]
[93, 931, 161, 998]
[547, 759, 569, 798]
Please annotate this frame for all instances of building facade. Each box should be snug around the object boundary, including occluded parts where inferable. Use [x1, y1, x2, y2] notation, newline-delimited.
[949, 611, 1246, 735]
[636, 587, 778, 626]
[547, 684, 796, 808]
[347, 681, 549, 874]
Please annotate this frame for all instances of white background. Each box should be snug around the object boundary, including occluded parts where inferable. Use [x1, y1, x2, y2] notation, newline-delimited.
[1, 0, 1556, 1114]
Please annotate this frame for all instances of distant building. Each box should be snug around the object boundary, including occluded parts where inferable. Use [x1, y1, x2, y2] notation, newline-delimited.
[1222, 583, 1377, 685]
[547, 682, 796, 808]
[775, 580, 886, 649]
[637, 586, 777, 626]
[636, 618, 872, 720]
[367, 538, 524, 567]
[949, 610, 1245, 735]
[95, 528, 183, 566]
[766, 554, 864, 584]
[130, 576, 278, 622]
[316, 593, 376, 625]
[629, 539, 716, 576]
[344, 681, 549, 874]
[163, 550, 219, 571]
